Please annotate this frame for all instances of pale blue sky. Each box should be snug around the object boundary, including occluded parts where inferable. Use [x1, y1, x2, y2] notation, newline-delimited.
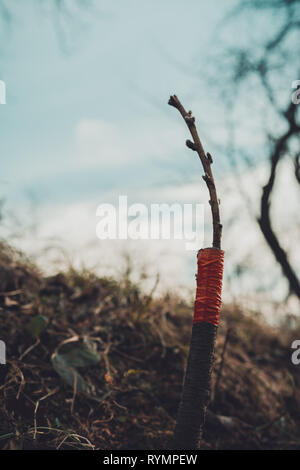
[1, 0, 238, 206]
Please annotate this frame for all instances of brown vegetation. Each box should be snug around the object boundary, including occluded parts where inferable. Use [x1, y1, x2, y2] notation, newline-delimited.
[0, 241, 300, 450]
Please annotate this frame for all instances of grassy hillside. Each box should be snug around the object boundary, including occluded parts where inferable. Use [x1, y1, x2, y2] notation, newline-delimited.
[0, 241, 300, 450]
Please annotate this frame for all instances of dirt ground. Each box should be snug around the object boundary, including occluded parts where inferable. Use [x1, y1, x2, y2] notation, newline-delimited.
[1, 241, 300, 450]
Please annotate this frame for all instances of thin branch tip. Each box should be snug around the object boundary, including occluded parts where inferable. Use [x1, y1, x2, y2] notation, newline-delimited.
[168, 95, 179, 107]
[167, 93, 222, 249]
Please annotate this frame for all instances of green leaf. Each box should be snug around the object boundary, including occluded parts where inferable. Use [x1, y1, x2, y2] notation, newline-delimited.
[58, 341, 100, 368]
[51, 340, 102, 399]
[51, 353, 95, 395]
[27, 315, 48, 338]
[117, 416, 127, 423]
[55, 417, 62, 428]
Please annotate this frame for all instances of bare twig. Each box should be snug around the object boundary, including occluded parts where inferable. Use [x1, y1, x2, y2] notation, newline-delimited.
[168, 95, 222, 248]
[33, 388, 59, 440]
[18, 339, 40, 361]
[169, 95, 224, 449]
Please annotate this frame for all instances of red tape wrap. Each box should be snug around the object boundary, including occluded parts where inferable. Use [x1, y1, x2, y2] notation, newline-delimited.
[193, 248, 224, 327]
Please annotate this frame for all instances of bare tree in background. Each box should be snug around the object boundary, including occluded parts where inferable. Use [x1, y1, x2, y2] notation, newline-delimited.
[221, 0, 300, 300]
[0, 0, 96, 53]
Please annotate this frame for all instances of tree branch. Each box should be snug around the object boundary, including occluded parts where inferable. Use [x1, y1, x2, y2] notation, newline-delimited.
[168, 95, 222, 249]
[258, 101, 300, 299]
[294, 153, 300, 185]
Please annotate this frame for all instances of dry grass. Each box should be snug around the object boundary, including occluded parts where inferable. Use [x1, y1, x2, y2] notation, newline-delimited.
[0, 241, 300, 450]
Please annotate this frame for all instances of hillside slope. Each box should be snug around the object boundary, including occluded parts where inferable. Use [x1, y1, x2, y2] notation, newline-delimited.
[0, 241, 300, 450]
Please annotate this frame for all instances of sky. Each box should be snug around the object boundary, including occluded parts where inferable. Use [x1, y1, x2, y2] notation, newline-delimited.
[1, 0, 237, 201]
[0, 0, 299, 320]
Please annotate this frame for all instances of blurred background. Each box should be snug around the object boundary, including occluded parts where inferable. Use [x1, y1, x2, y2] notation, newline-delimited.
[0, 0, 299, 322]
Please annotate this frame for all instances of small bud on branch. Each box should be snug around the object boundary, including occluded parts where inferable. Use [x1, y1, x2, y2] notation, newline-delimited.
[186, 139, 199, 151]
[207, 152, 213, 163]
